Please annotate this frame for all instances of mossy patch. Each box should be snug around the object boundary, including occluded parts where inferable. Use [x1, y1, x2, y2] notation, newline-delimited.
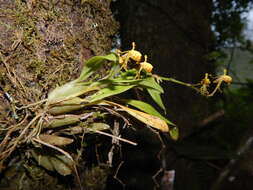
[0, 0, 118, 104]
[0, 0, 118, 189]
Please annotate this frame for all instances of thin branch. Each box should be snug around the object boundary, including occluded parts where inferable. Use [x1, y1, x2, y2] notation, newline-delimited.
[226, 42, 235, 74]
[198, 109, 225, 127]
[87, 129, 137, 146]
[32, 138, 74, 161]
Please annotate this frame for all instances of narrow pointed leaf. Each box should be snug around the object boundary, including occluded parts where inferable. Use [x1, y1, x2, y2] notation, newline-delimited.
[105, 101, 169, 132]
[87, 84, 136, 103]
[78, 53, 118, 81]
[138, 77, 164, 93]
[134, 76, 166, 112]
[147, 88, 166, 112]
[123, 99, 175, 126]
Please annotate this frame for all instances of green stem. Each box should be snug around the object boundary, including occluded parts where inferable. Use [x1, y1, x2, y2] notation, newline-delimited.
[160, 76, 198, 91]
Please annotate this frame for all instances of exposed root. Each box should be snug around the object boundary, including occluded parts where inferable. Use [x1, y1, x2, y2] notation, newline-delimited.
[0, 112, 43, 162]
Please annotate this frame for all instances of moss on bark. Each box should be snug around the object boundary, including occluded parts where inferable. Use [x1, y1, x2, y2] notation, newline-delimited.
[0, 0, 118, 189]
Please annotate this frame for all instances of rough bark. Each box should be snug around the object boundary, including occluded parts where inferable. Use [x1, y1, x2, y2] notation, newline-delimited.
[0, 0, 118, 189]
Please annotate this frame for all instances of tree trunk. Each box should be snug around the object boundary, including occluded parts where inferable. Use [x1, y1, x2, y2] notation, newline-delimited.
[116, 0, 214, 137]
[0, 0, 118, 189]
[111, 1, 215, 189]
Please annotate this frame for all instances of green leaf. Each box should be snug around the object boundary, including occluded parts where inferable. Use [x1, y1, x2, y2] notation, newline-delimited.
[47, 115, 80, 128]
[48, 97, 86, 115]
[109, 76, 167, 112]
[87, 122, 110, 131]
[134, 77, 166, 112]
[31, 150, 54, 171]
[119, 68, 138, 79]
[87, 83, 136, 102]
[169, 127, 179, 140]
[50, 155, 72, 176]
[31, 151, 73, 175]
[78, 53, 118, 81]
[110, 78, 142, 84]
[47, 80, 98, 104]
[147, 88, 166, 112]
[123, 99, 175, 126]
[107, 63, 121, 79]
[138, 77, 164, 93]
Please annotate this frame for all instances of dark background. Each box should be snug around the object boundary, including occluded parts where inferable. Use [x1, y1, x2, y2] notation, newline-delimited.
[0, 0, 253, 190]
[109, 1, 253, 190]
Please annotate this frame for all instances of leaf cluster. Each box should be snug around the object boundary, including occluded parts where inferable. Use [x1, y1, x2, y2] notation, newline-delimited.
[47, 53, 176, 135]
[0, 50, 180, 177]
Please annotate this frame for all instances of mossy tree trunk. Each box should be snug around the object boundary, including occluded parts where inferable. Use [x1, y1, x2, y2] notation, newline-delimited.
[0, 0, 118, 107]
[0, 1, 118, 190]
